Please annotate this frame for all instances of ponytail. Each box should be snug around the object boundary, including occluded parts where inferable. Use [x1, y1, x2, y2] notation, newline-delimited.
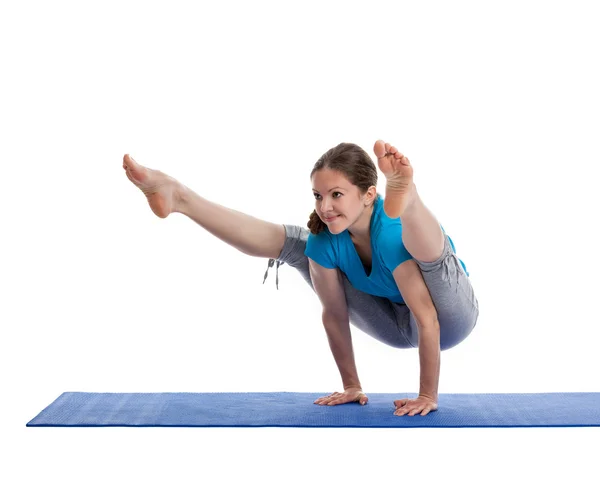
[307, 210, 327, 235]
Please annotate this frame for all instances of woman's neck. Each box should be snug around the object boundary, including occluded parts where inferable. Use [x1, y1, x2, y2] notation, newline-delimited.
[348, 204, 374, 245]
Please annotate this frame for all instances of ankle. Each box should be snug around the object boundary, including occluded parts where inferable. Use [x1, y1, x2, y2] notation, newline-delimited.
[174, 183, 191, 214]
[399, 184, 420, 218]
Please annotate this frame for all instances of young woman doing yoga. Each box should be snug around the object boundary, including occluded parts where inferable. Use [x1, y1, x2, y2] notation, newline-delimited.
[122, 139, 479, 417]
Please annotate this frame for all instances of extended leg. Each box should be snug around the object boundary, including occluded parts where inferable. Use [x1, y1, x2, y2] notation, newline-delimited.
[374, 140, 445, 263]
[399, 188, 445, 263]
[123, 153, 286, 259]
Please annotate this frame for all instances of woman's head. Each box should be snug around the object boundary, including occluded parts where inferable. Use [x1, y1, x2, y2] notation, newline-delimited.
[307, 142, 378, 235]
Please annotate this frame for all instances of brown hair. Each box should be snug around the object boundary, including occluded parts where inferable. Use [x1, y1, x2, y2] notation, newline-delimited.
[307, 142, 378, 235]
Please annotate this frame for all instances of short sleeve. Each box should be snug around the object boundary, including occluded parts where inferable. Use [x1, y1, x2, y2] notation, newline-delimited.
[305, 231, 337, 269]
[379, 224, 413, 272]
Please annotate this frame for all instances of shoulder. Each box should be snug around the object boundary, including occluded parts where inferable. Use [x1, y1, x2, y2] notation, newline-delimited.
[307, 228, 335, 247]
[305, 229, 339, 269]
[376, 223, 404, 252]
[372, 194, 402, 243]
[372, 198, 413, 267]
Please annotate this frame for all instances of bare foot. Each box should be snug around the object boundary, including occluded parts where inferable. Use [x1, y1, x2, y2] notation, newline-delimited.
[122, 154, 185, 218]
[374, 140, 417, 219]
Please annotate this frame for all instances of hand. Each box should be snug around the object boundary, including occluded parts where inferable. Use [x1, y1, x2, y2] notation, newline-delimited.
[393, 395, 438, 416]
[314, 387, 368, 406]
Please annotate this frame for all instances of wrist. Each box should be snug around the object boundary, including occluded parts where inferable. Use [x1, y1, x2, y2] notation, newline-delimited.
[344, 384, 362, 390]
[419, 391, 438, 402]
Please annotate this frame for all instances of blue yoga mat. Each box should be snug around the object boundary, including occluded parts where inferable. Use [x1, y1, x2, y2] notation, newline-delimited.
[26, 392, 600, 428]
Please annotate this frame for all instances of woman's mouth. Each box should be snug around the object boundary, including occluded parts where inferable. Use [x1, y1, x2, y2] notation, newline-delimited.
[323, 215, 340, 222]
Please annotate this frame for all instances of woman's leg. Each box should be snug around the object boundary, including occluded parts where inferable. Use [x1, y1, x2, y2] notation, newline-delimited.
[401, 233, 480, 350]
[374, 141, 479, 349]
[123, 153, 408, 344]
[272, 225, 477, 350]
[273, 225, 414, 348]
[123, 154, 286, 259]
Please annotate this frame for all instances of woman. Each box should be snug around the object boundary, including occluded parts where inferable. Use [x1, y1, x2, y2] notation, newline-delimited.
[122, 140, 479, 417]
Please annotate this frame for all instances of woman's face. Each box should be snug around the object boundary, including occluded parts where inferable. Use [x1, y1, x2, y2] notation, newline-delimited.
[311, 168, 367, 234]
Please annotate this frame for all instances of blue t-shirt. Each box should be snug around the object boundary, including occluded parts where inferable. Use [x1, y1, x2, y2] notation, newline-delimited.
[304, 193, 469, 304]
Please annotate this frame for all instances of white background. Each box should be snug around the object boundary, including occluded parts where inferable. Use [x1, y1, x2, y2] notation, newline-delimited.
[2, 0, 599, 477]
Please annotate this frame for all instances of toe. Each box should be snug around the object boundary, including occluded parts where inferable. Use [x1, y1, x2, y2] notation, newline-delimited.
[123, 154, 135, 169]
[373, 140, 386, 159]
[126, 158, 148, 183]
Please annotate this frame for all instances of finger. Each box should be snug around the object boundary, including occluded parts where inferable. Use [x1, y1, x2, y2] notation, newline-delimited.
[359, 395, 368, 405]
[315, 392, 339, 402]
[408, 407, 423, 416]
[420, 407, 432, 416]
[326, 394, 344, 404]
[329, 396, 350, 406]
[394, 399, 409, 408]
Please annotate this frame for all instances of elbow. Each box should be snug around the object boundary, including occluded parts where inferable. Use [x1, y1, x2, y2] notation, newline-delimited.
[321, 310, 348, 325]
[415, 313, 440, 332]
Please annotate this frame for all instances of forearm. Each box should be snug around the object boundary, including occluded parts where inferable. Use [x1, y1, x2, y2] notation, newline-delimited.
[322, 318, 361, 389]
[418, 323, 441, 401]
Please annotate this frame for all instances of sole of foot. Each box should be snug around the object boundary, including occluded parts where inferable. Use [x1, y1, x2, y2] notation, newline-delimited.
[373, 139, 416, 219]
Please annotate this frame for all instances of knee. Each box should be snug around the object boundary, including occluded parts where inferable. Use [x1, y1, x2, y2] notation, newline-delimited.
[440, 335, 467, 351]
[439, 310, 479, 351]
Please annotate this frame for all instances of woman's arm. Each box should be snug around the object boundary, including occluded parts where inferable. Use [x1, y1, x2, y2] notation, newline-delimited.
[308, 258, 362, 389]
[321, 316, 362, 390]
[393, 259, 440, 401]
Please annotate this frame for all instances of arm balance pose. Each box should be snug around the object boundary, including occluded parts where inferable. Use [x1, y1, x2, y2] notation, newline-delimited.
[123, 140, 479, 417]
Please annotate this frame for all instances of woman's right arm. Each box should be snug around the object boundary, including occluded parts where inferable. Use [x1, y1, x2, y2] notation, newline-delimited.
[308, 258, 362, 390]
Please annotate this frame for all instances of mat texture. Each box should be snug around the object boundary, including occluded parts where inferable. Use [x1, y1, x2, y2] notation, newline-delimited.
[26, 392, 600, 428]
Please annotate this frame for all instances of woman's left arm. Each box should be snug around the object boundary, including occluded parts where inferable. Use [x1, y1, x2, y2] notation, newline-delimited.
[393, 260, 440, 404]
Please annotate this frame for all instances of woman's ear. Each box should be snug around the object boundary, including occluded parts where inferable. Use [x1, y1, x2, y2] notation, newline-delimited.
[364, 186, 377, 206]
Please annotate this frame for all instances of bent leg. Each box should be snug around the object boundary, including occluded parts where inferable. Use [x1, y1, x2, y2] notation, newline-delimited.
[404, 233, 480, 350]
[271, 225, 413, 348]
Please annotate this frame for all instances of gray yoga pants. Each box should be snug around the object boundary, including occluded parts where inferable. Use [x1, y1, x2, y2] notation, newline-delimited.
[263, 224, 479, 350]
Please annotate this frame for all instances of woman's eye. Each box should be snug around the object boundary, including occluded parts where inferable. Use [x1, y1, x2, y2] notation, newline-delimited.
[314, 192, 341, 199]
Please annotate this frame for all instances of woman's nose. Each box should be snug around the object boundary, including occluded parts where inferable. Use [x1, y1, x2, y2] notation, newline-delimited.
[320, 199, 332, 212]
